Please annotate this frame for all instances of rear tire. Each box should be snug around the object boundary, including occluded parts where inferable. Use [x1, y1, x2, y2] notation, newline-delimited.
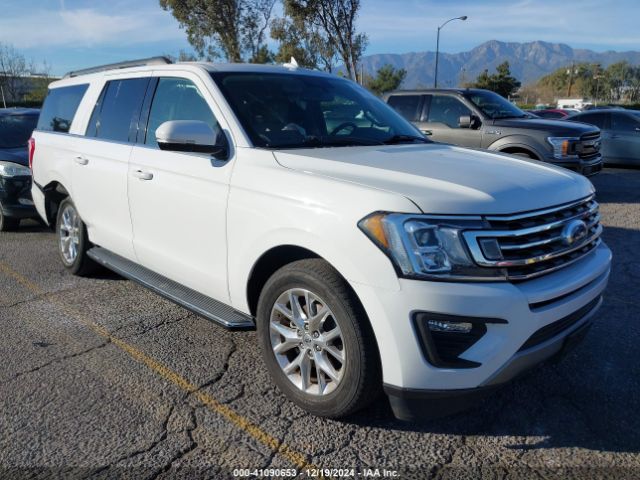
[0, 205, 20, 232]
[56, 198, 97, 276]
[256, 258, 381, 418]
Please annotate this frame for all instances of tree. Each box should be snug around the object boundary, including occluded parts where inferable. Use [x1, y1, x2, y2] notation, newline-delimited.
[270, 15, 336, 70]
[365, 64, 406, 96]
[0, 43, 32, 101]
[159, 0, 276, 62]
[285, 0, 367, 80]
[470, 61, 521, 98]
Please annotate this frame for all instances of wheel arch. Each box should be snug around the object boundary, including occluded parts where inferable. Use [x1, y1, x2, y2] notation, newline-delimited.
[42, 181, 71, 226]
[487, 136, 544, 160]
[245, 244, 371, 324]
[246, 245, 322, 317]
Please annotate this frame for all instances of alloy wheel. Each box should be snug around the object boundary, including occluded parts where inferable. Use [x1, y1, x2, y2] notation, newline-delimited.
[269, 288, 346, 395]
[59, 204, 81, 264]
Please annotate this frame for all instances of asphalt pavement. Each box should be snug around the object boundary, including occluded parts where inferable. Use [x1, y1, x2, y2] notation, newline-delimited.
[0, 168, 639, 480]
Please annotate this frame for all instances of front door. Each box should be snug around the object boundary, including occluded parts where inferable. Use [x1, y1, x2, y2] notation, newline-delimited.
[609, 112, 640, 165]
[128, 74, 233, 302]
[416, 94, 482, 147]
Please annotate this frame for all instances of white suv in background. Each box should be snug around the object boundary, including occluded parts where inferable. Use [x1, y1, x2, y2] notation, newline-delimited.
[30, 58, 611, 421]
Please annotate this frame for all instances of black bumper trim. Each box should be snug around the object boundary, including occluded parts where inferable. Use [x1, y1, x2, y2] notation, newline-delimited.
[0, 202, 37, 219]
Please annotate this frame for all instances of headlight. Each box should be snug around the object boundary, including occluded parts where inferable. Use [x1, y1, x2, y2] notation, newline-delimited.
[358, 212, 504, 280]
[547, 137, 579, 159]
[0, 161, 31, 177]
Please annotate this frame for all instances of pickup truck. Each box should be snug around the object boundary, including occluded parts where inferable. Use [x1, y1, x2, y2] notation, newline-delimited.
[385, 88, 603, 176]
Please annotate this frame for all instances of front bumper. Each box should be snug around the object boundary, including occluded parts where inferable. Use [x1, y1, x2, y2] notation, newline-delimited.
[0, 175, 38, 219]
[350, 242, 611, 420]
[545, 153, 603, 177]
[385, 297, 599, 420]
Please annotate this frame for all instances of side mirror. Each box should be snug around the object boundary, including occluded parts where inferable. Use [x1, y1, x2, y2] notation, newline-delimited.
[156, 120, 228, 160]
[459, 115, 480, 129]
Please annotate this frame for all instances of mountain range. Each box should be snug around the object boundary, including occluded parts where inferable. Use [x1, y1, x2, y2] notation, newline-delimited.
[357, 40, 640, 89]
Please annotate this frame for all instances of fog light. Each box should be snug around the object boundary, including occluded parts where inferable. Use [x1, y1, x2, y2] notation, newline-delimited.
[413, 312, 506, 368]
[427, 319, 473, 333]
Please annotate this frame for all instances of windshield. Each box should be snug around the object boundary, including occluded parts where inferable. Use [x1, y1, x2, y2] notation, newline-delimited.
[0, 114, 38, 148]
[211, 71, 427, 149]
[465, 91, 527, 119]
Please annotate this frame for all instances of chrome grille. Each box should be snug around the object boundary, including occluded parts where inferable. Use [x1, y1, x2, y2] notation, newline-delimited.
[463, 196, 602, 281]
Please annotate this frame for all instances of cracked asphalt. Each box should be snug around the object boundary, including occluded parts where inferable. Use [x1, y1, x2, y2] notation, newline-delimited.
[1, 167, 639, 480]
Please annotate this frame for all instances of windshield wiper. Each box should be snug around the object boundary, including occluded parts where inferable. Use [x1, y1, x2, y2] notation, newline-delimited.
[382, 134, 431, 145]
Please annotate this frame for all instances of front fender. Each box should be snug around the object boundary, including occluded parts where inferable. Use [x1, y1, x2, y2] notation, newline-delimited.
[486, 135, 547, 160]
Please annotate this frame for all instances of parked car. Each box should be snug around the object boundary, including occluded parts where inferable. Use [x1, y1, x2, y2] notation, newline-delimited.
[565, 109, 640, 165]
[583, 105, 625, 111]
[385, 89, 603, 176]
[526, 108, 578, 119]
[0, 108, 39, 231]
[31, 59, 611, 421]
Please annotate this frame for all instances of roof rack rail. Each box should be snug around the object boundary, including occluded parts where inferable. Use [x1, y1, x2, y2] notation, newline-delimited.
[63, 56, 173, 78]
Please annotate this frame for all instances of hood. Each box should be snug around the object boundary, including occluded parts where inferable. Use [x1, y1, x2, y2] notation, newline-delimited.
[273, 143, 594, 215]
[492, 117, 598, 136]
[0, 146, 28, 167]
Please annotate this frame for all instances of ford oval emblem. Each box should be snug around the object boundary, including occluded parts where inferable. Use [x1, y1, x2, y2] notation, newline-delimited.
[561, 219, 588, 245]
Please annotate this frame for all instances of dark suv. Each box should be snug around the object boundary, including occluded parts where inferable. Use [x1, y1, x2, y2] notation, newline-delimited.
[385, 89, 603, 176]
[0, 108, 39, 231]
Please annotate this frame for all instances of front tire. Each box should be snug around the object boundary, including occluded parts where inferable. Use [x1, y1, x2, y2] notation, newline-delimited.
[56, 198, 97, 276]
[257, 259, 381, 418]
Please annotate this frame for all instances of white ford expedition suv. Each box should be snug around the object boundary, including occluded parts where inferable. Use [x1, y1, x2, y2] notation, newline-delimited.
[30, 58, 611, 421]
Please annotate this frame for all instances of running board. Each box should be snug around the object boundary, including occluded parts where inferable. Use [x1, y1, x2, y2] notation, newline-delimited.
[87, 247, 255, 330]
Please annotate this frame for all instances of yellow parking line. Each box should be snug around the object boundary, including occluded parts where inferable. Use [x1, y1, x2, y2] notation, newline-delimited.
[0, 261, 317, 475]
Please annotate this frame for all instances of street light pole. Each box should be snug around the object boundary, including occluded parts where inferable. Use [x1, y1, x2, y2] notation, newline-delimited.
[434, 15, 468, 88]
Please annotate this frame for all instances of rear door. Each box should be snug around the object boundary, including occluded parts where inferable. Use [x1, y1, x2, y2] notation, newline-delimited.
[72, 74, 151, 260]
[609, 112, 640, 165]
[419, 93, 482, 147]
[127, 72, 233, 302]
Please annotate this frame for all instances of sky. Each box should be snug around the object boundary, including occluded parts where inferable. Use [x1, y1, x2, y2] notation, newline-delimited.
[1, 0, 639, 76]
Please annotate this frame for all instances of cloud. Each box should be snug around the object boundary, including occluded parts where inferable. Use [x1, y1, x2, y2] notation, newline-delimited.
[0, 5, 186, 49]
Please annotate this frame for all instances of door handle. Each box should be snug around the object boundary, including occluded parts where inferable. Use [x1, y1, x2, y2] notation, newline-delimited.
[74, 155, 88, 165]
[132, 170, 154, 181]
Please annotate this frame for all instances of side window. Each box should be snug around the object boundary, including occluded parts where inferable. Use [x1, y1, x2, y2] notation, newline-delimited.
[37, 84, 88, 133]
[427, 95, 471, 128]
[611, 113, 639, 132]
[86, 78, 149, 142]
[573, 113, 606, 129]
[387, 95, 422, 122]
[145, 78, 219, 147]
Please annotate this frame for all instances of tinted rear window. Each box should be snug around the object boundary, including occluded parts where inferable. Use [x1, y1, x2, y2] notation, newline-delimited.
[572, 113, 606, 129]
[37, 84, 88, 133]
[86, 78, 149, 142]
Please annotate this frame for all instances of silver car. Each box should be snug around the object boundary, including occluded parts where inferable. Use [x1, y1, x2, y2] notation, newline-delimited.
[566, 109, 640, 165]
